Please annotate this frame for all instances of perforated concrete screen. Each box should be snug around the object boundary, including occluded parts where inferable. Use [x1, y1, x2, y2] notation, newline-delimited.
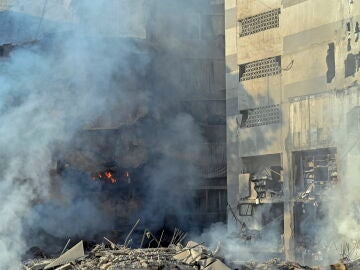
[239, 8, 280, 37]
[239, 56, 281, 81]
[239, 104, 281, 128]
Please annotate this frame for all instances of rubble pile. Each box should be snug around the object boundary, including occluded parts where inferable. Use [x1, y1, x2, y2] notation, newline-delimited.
[24, 242, 181, 270]
[173, 241, 230, 270]
[22, 238, 360, 270]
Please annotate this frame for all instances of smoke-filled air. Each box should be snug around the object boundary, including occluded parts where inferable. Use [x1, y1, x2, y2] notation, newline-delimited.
[2, 0, 360, 270]
[0, 0, 208, 268]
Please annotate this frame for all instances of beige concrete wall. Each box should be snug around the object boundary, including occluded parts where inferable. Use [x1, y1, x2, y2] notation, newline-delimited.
[282, 0, 360, 98]
[282, 45, 329, 98]
[240, 75, 282, 108]
[237, 0, 281, 19]
[281, 0, 343, 37]
[237, 28, 282, 64]
[289, 88, 360, 150]
[237, 124, 282, 156]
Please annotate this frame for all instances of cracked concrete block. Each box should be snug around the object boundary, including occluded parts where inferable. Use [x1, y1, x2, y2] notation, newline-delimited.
[173, 249, 191, 261]
[44, 241, 85, 269]
[190, 249, 202, 261]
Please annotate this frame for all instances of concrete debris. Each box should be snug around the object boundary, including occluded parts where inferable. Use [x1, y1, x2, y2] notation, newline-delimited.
[30, 260, 52, 270]
[23, 238, 357, 270]
[203, 260, 230, 270]
[23, 243, 194, 270]
[174, 242, 231, 270]
[44, 241, 85, 269]
[54, 263, 72, 270]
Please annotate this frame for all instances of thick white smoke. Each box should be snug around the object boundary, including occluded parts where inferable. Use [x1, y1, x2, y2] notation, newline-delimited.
[0, 0, 208, 268]
[0, 1, 134, 266]
[319, 96, 360, 263]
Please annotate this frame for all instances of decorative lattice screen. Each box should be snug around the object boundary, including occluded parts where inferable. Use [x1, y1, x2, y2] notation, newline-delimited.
[239, 8, 280, 37]
[239, 56, 281, 81]
[239, 104, 281, 128]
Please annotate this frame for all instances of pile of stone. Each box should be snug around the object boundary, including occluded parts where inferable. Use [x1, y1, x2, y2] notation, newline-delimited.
[23, 238, 357, 270]
[173, 241, 230, 270]
[22, 239, 229, 270]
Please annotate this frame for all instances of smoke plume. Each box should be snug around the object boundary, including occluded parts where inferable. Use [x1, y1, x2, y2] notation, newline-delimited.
[0, 0, 206, 268]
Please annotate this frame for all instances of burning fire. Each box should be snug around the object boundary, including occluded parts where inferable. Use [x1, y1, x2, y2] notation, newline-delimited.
[104, 170, 116, 183]
[92, 170, 131, 184]
[93, 169, 117, 184]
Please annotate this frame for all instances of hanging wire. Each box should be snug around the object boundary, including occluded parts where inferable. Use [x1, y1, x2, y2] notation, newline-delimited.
[35, 0, 49, 39]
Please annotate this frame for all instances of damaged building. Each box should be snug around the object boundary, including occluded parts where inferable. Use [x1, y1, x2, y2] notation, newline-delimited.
[225, 0, 360, 264]
[0, 0, 227, 247]
[2, 0, 360, 268]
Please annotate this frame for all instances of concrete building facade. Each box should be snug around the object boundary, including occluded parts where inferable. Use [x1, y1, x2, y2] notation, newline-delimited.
[225, 0, 360, 262]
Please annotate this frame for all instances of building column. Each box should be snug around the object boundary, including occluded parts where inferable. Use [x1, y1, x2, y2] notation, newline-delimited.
[281, 100, 295, 260]
[225, 0, 240, 233]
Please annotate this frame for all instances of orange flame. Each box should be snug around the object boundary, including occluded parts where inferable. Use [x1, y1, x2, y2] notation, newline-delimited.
[105, 171, 117, 183]
[93, 170, 117, 184]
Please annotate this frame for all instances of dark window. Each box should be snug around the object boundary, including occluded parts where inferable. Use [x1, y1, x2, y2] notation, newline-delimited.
[347, 22, 351, 32]
[326, 43, 335, 83]
[345, 53, 357, 77]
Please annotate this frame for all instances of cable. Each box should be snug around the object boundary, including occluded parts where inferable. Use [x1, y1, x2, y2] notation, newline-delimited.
[282, 59, 294, 71]
[35, 0, 49, 39]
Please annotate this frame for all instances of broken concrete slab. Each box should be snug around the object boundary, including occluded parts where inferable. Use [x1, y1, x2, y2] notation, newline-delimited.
[173, 249, 191, 261]
[190, 248, 202, 261]
[30, 261, 52, 270]
[203, 259, 231, 270]
[186, 241, 207, 250]
[184, 254, 196, 265]
[198, 258, 216, 268]
[44, 241, 84, 269]
[54, 263, 72, 270]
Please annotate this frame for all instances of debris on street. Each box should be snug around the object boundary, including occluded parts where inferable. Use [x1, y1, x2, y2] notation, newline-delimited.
[22, 233, 360, 270]
[23, 239, 194, 270]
